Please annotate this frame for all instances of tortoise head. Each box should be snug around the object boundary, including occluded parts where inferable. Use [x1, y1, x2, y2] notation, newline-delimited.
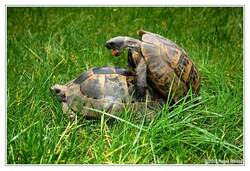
[105, 36, 127, 57]
[51, 84, 67, 102]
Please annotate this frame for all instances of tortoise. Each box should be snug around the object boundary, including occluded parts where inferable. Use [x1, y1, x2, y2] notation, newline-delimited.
[51, 66, 161, 119]
[105, 30, 201, 102]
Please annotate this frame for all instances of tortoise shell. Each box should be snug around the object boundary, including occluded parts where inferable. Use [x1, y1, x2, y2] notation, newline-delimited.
[131, 30, 201, 101]
[51, 67, 136, 118]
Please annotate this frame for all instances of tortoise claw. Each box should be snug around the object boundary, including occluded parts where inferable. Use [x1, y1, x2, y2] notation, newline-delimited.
[134, 87, 147, 101]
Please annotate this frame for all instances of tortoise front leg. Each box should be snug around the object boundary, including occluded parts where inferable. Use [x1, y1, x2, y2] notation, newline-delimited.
[62, 102, 76, 119]
[135, 58, 147, 99]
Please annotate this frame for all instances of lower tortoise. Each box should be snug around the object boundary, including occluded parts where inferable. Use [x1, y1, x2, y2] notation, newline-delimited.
[105, 30, 201, 102]
[51, 66, 161, 119]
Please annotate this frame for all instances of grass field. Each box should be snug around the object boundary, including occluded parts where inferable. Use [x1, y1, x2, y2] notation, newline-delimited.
[7, 7, 243, 164]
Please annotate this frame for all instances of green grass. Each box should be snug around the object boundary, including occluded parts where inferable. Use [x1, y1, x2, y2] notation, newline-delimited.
[7, 7, 243, 164]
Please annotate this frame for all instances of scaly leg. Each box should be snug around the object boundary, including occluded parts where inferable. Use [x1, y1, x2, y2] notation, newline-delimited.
[62, 102, 76, 119]
[135, 58, 147, 99]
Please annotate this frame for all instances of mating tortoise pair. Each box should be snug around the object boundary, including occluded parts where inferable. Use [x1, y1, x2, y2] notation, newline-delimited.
[51, 30, 201, 118]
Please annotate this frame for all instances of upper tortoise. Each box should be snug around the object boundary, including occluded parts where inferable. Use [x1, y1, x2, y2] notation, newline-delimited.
[105, 30, 201, 102]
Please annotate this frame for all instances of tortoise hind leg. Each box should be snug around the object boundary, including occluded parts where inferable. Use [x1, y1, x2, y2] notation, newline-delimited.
[81, 96, 124, 118]
[131, 100, 162, 121]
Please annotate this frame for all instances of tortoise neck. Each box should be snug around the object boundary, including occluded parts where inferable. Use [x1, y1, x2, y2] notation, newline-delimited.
[123, 37, 141, 50]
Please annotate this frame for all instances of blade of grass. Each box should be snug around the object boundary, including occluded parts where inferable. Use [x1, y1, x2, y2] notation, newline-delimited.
[105, 144, 128, 158]
[83, 106, 147, 131]
[9, 121, 39, 144]
[150, 138, 157, 164]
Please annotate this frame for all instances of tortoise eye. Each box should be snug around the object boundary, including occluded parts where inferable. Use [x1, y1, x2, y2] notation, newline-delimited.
[106, 42, 114, 49]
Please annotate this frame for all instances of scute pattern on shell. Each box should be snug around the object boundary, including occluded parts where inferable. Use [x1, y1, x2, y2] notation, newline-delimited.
[51, 67, 136, 118]
[51, 66, 162, 119]
[136, 30, 200, 100]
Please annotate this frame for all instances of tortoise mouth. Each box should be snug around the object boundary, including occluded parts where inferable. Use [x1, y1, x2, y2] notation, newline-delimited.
[111, 49, 120, 56]
[105, 42, 121, 57]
